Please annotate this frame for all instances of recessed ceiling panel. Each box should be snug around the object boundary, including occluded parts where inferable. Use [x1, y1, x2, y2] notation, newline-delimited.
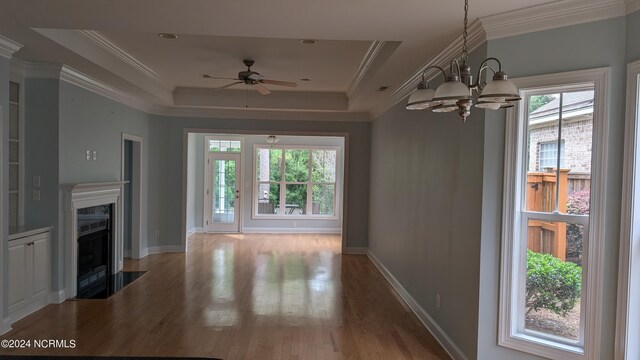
[104, 32, 373, 92]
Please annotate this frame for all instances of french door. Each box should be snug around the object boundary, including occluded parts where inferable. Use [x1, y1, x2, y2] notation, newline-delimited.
[205, 153, 241, 233]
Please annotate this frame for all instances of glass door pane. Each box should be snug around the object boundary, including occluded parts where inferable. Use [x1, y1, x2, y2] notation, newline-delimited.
[212, 159, 237, 224]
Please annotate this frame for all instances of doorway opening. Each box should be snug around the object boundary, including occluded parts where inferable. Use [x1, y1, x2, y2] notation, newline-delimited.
[121, 133, 143, 260]
[184, 131, 347, 252]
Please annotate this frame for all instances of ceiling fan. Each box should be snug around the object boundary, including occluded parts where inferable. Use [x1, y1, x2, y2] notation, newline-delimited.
[202, 59, 298, 95]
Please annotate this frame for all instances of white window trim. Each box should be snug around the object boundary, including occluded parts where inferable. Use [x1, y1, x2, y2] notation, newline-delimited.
[614, 59, 640, 360]
[499, 67, 609, 360]
[252, 144, 340, 220]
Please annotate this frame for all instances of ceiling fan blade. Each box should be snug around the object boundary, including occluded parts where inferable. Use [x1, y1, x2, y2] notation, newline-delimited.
[202, 74, 240, 80]
[260, 79, 298, 87]
[213, 81, 243, 91]
[252, 83, 271, 95]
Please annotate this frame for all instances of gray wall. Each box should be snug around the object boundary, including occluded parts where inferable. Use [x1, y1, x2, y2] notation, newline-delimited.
[187, 133, 344, 232]
[368, 44, 488, 360]
[477, 15, 628, 360]
[150, 115, 370, 248]
[628, 10, 640, 62]
[23, 78, 61, 291]
[1, 56, 9, 320]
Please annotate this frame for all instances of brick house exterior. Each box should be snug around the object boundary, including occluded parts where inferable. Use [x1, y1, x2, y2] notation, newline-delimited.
[527, 91, 594, 178]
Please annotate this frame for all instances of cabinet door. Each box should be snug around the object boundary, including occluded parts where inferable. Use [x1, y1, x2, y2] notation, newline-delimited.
[8, 240, 28, 311]
[31, 234, 50, 299]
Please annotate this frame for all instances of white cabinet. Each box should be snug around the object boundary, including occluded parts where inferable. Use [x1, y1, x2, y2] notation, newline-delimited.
[8, 230, 50, 322]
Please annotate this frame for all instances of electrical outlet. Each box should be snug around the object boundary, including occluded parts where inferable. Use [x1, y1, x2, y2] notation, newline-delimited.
[292, 221, 297, 228]
[86, 150, 91, 160]
[32, 176, 40, 187]
[154, 230, 160, 239]
[32, 190, 40, 201]
[436, 294, 441, 308]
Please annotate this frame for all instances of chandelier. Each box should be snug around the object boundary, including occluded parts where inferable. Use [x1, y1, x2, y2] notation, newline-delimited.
[406, 0, 521, 120]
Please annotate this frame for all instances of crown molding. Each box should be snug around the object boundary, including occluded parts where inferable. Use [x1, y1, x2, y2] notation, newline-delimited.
[0, 35, 23, 59]
[628, 0, 640, 14]
[59, 65, 153, 113]
[148, 104, 370, 122]
[347, 40, 386, 97]
[480, 0, 628, 41]
[11, 58, 64, 79]
[371, 19, 486, 119]
[77, 30, 163, 86]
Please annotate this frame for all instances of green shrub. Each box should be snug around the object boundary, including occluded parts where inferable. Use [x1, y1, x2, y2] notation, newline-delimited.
[526, 250, 582, 316]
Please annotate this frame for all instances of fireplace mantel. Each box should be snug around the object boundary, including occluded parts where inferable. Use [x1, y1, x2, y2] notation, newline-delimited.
[62, 181, 126, 299]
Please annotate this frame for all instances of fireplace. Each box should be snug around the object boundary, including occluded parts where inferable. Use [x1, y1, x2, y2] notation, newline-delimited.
[76, 204, 113, 299]
[63, 182, 126, 299]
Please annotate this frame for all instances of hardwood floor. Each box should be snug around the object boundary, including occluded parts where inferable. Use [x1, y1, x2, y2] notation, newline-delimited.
[1, 233, 450, 359]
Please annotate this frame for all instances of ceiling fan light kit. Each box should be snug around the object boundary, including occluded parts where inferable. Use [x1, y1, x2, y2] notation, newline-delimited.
[406, 0, 521, 120]
[202, 59, 298, 96]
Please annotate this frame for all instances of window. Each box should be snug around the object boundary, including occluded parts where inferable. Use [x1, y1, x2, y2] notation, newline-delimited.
[500, 69, 608, 360]
[254, 146, 338, 218]
[9, 81, 21, 227]
[538, 141, 565, 170]
[209, 139, 241, 152]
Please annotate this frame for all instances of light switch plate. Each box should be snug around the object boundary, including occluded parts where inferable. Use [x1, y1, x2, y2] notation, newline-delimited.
[86, 150, 91, 160]
[32, 175, 40, 187]
[92, 150, 97, 160]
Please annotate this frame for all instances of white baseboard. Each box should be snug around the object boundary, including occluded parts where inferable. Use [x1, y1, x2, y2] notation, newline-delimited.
[186, 227, 204, 236]
[147, 245, 184, 255]
[9, 296, 49, 326]
[343, 247, 368, 254]
[0, 317, 11, 335]
[123, 249, 132, 258]
[242, 227, 341, 234]
[367, 250, 468, 360]
[48, 289, 66, 304]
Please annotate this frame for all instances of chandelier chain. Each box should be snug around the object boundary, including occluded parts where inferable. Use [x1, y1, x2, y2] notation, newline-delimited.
[462, 0, 469, 63]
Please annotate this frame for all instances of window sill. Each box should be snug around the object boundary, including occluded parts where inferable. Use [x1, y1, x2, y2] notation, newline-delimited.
[499, 332, 585, 360]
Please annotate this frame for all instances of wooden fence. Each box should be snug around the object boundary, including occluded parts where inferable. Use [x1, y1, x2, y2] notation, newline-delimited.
[526, 169, 569, 260]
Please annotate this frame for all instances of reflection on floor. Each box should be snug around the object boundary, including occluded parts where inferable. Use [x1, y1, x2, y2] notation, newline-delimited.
[1, 233, 450, 359]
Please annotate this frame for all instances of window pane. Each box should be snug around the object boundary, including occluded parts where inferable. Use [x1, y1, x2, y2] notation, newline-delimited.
[257, 182, 280, 214]
[257, 148, 282, 182]
[285, 184, 307, 215]
[526, 93, 560, 213]
[560, 91, 594, 216]
[285, 149, 309, 182]
[212, 160, 236, 223]
[525, 218, 584, 341]
[312, 150, 337, 183]
[210, 139, 241, 152]
[312, 184, 335, 215]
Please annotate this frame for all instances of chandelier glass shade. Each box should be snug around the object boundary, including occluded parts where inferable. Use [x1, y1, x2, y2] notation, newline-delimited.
[405, 0, 521, 120]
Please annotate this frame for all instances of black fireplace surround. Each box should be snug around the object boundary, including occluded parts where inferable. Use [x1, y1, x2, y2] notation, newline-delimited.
[77, 204, 113, 299]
